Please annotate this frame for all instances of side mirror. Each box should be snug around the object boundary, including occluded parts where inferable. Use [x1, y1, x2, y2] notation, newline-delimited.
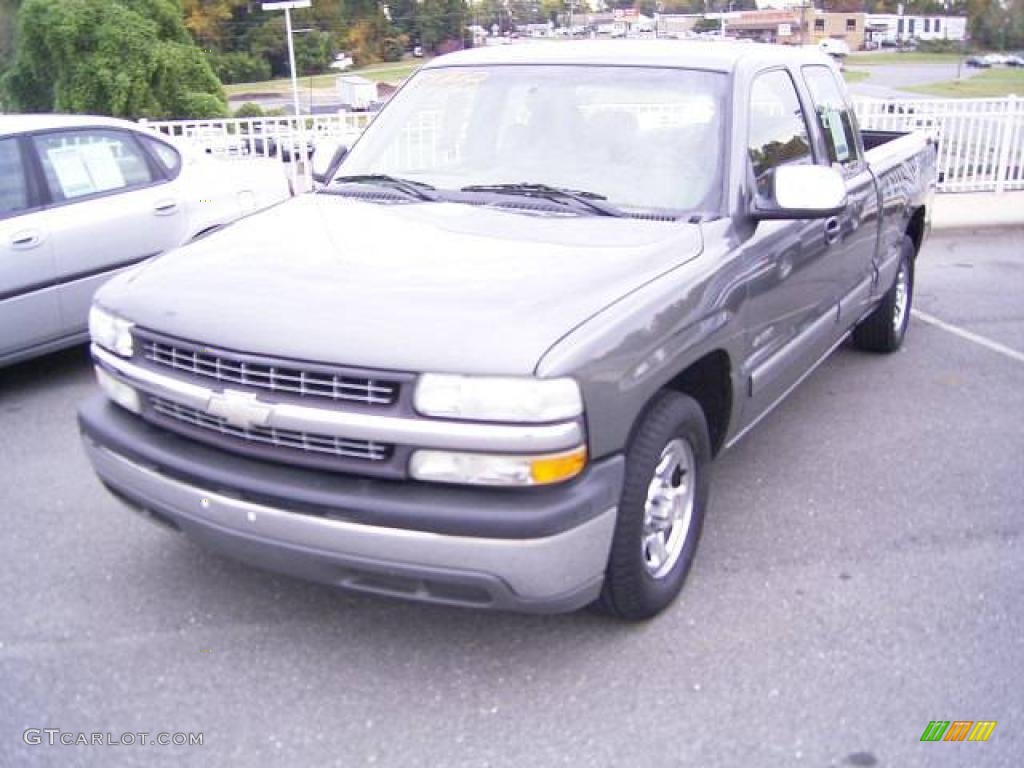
[311, 141, 349, 187]
[752, 165, 847, 220]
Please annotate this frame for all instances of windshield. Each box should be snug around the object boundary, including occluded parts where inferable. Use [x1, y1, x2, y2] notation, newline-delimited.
[336, 65, 727, 215]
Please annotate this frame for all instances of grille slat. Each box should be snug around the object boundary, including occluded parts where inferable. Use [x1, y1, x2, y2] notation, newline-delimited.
[142, 340, 398, 406]
[149, 397, 391, 462]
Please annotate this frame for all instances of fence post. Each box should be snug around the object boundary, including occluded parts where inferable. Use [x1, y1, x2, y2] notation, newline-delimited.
[993, 94, 1016, 194]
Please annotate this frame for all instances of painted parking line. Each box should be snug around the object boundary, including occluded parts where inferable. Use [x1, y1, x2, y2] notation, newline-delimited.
[912, 309, 1024, 364]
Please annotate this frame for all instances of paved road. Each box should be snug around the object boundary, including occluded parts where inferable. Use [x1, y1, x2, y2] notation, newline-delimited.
[846, 61, 982, 100]
[1, 230, 1021, 767]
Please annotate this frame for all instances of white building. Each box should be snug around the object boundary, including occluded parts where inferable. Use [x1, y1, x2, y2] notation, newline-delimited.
[864, 14, 967, 44]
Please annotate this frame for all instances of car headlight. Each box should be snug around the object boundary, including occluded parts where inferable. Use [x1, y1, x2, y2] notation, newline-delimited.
[410, 446, 587, 487]
[88, 305, 134, 357]
[414, 374, 583, 423]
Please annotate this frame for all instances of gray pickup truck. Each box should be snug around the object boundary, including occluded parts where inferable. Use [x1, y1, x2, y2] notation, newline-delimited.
[80, 42, 935, 619]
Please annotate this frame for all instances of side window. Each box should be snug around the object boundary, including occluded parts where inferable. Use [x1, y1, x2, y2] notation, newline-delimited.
[140, 135, 182, 177]
[802, 65, 862, 167]
[747, 70, 813, 196]
[0, 138, 31, 218]
[32, 129, 157, 203]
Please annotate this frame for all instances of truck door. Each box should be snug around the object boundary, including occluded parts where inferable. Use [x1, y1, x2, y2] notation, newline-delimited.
[801, 64, 881, 326]
[737, 68, 842, 423]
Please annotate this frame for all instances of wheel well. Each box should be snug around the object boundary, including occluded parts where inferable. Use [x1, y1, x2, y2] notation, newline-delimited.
[906, 206, 926, 257]
[663, 350, 732, 457]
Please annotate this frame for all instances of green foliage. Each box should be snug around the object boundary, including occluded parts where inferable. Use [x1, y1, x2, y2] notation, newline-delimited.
[381, 35, 410, 63]
[0, 0, 18, 74]
[210, 51, 272, 84]
[969, 0, 1024, 51]
[915, 39, 968, 54]
[294, 29, 332, 76]
[2, 0, 227, 118]
[233, 101, 265, 118]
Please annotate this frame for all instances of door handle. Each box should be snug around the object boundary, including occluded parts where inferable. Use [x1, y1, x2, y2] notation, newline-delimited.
[10, 229, 42, 249]
[153, 200, 179, 215]
[824, 217, 842, 245]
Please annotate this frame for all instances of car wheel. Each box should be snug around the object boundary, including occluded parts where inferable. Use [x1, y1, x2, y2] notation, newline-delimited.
[853, 234, 915, 353]
[596, 391, 711, 621]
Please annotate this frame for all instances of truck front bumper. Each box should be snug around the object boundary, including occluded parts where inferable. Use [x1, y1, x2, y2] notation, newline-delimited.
[79, 397, 624, 613]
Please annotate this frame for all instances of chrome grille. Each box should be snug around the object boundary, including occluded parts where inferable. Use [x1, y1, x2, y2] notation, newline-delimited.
[141, 339, 398, 406]
[149, 396, 391, 462]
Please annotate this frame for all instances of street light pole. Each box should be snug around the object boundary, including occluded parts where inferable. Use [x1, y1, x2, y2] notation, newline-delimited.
[262, 1, 310, 118]
[284, 7, 302, 119]
[263, 1, 312, 189]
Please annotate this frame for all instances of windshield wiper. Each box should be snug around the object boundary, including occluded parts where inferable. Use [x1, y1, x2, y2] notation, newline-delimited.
[460, 183, 626, 217]
[331, 174, 437, 201]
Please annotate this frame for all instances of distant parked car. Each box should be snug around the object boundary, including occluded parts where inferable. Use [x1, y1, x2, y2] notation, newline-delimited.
[241, 123, 316, 161]
[1004, 54, 1024, 67]
[965, 56, 992, 68]
[983, 53, 1008, 65]
[0, 114, 291, 367]
[328, 53, 354, 71]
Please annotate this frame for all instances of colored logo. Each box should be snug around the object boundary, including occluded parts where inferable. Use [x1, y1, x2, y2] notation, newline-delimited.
[920, 721, 997, 742]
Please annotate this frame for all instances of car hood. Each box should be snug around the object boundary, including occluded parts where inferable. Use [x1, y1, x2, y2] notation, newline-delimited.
[98, 194, 703, 375]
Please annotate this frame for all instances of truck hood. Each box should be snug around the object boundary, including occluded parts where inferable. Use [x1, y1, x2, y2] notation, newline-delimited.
[98, 194, 703, 375]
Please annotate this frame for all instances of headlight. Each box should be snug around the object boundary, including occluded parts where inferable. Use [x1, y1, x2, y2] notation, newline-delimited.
[414, 374, 583, 423]
[88, 305, 134, 357]
[410, 446, 587, 487]
[94, 366, 142, 414]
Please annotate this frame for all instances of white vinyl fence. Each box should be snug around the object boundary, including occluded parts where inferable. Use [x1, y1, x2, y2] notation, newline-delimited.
[139, 113, 373, 192]
[141, 96, 1024, 194]
[854, 96, 1023, 193]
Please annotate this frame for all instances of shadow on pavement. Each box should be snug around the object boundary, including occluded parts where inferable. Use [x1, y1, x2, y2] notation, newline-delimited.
[0, 344, 93, 401]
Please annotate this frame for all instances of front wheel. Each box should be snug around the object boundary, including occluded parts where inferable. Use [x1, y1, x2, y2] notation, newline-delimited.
[596, 391, 711, 621]
[853, 235, 915, 353]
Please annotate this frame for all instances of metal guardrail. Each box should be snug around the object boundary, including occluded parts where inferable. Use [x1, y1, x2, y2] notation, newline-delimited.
[142, 96, 1024, 194]
[854, 95, 1023, 193]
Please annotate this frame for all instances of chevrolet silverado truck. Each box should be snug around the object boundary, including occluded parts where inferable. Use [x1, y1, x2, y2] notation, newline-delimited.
[79, 42, 936, 619]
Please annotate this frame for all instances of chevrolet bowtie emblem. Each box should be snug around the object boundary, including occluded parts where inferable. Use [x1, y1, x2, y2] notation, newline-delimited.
[206, 389, 273, 430]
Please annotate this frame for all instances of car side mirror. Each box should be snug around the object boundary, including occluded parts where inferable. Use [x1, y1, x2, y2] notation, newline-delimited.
[311, 142, 348, 186]
[752, 165, 847, 220]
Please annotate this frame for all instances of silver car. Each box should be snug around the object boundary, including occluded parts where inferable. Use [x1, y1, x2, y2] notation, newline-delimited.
[1, 114, 290, 367]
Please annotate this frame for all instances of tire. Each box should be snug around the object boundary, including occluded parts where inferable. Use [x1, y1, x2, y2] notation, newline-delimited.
[596, 391, 712, 621]
[853, 235, 915, 353]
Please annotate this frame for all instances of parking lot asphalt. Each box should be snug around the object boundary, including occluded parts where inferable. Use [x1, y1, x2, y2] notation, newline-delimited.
[1, 229, 1021, 768]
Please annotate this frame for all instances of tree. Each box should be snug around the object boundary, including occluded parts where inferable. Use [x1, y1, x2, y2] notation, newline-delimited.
[181, 0, 248, 46]
[0, 1, 19, 73]
[968, 0, 1024, 50]
[2, 0, 227, 118]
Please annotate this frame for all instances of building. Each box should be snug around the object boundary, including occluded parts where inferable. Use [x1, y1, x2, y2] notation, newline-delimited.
[709, 9, 803, 44]
[655, 14, 701, 40]
[808, 11, 865, 51]
[865, 14, 968, 45]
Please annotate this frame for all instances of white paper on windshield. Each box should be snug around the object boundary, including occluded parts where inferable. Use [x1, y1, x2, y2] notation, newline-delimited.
[47, 142, 125, 199]
[825, 109, 850, 163]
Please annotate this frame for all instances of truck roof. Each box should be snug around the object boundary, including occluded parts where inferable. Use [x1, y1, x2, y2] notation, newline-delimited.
[424, 40, 836, 73]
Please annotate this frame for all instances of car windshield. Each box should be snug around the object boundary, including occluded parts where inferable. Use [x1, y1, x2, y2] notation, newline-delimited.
[336, 65, 727, 215]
